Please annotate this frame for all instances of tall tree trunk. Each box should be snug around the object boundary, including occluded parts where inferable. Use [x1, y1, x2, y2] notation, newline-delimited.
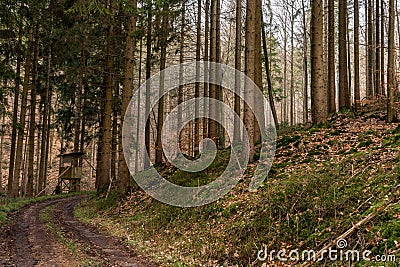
[311, 0, 327, 124]
[9, 26, 33, 198]
[302, 0, 309, 123]
[233, 0, 242, 142]
[367, 0, 374, 97]
[155, 3, 168, 164]
[203, 0, 210, 141]
[178, 2, 185, 153]
[387, 0, 395, 122]
[354, 0, 360, 108]
[290, 0, 295, 125]
[119, 0, 137, 196]
[0, 114, 4, 192]
[262, 20, 278, 128]
[8, 28, 22, 195]
[208, 0, 218, 145]
[338, 0, 349, 109]
[244, 0, 262, 160]
[375, 0, 382, 95]
[38, 37, 52, 196]
[283, 15, 288, 124]
[96, 4, 115, 191]
[327, 0, 335, 113]
[194, 0, 202, 156]
[253, 0, 262, 144]
[144, 1, 152, 169]
[380, 0, 385, 95]
[134, 37, 143, 174]
[26, 27, 39, 197]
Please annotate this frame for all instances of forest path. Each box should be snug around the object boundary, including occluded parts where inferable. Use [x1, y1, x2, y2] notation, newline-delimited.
[0, 195, 154, 267]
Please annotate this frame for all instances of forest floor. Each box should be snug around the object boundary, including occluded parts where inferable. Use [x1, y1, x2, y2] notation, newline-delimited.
[75, 108, 400, 266]
[0, 195, 155, 267]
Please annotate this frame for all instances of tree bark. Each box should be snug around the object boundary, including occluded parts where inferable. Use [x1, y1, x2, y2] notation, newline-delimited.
[302, 0, 309, 123]
[8, 28, 22, 195]
[338, 0, 349, 109]
[233, 0, 242, 142]
[261, 19, 278, 128]
[311, 0, 327, 124]
[96, 3, 115, 191]
[194, 0, 202, 156]
[9, 26, 33, 198]
[387, 0, 395, 122]
[155, 3, 168, 164]
[367, 0, 374, 97]
[327, 0, 335, 113]
[119, 0, 137, 196]
[375, 0, 382, 95]
[354, 0, 360, 108]
[26, 26, 39, 197]
[144, 1, 152, 169]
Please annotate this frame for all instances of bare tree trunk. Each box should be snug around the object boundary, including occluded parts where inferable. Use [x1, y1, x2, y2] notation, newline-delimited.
[97, 3, 115, 191]
[233, 0, 242, 142]
[209, 0, 218, 145]
[302, 0, 309, 123]
[144, 2, 153, 170]
[311, 0, 327, 124]
[367, 0, 374, 97]
[10, 26, 33, 198]
[338, 0, 349, 109]
[26, 26, 39, 197]
[203, 0, 210, 141]
[262, 19, 278, 128]
[387, 0, 395, 122]
[244, 0, 261, 160]
[375, 0, 382, 95]
[354, 0, 360, 108]
[290, 0, 295, 125]
[38, 36, 52, 196]
[283, 15, 288, 125]
[134, 37, 143, 174]
[119, 0, 137, 195]
[194, 0, 201, 156]
[155, 3, 169, 164]
[327, 0, 335, 113]
[8, 28, 22, 195]
[0, 114, 4, 192]
[381, 0, 385, 95]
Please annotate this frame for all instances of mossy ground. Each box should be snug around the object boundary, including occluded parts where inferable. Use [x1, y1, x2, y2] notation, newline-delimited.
[76, 113, 400, 266]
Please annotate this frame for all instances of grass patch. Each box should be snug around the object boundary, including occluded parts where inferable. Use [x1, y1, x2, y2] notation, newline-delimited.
[0, 192, 90, 225]
[76, 150, 400, 266]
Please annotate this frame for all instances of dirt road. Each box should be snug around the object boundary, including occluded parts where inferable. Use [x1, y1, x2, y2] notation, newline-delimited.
[0, 195, 154, 267]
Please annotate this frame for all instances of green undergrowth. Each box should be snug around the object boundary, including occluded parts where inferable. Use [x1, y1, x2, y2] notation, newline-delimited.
[76, 122, 400, 266]
[0, 191, 91, 225]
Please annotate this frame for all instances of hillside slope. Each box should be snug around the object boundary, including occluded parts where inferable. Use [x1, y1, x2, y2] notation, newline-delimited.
[76, 111, 400, 266]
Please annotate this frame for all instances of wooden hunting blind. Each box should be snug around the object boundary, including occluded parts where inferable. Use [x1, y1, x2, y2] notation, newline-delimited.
[54, 152, 85, 194]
